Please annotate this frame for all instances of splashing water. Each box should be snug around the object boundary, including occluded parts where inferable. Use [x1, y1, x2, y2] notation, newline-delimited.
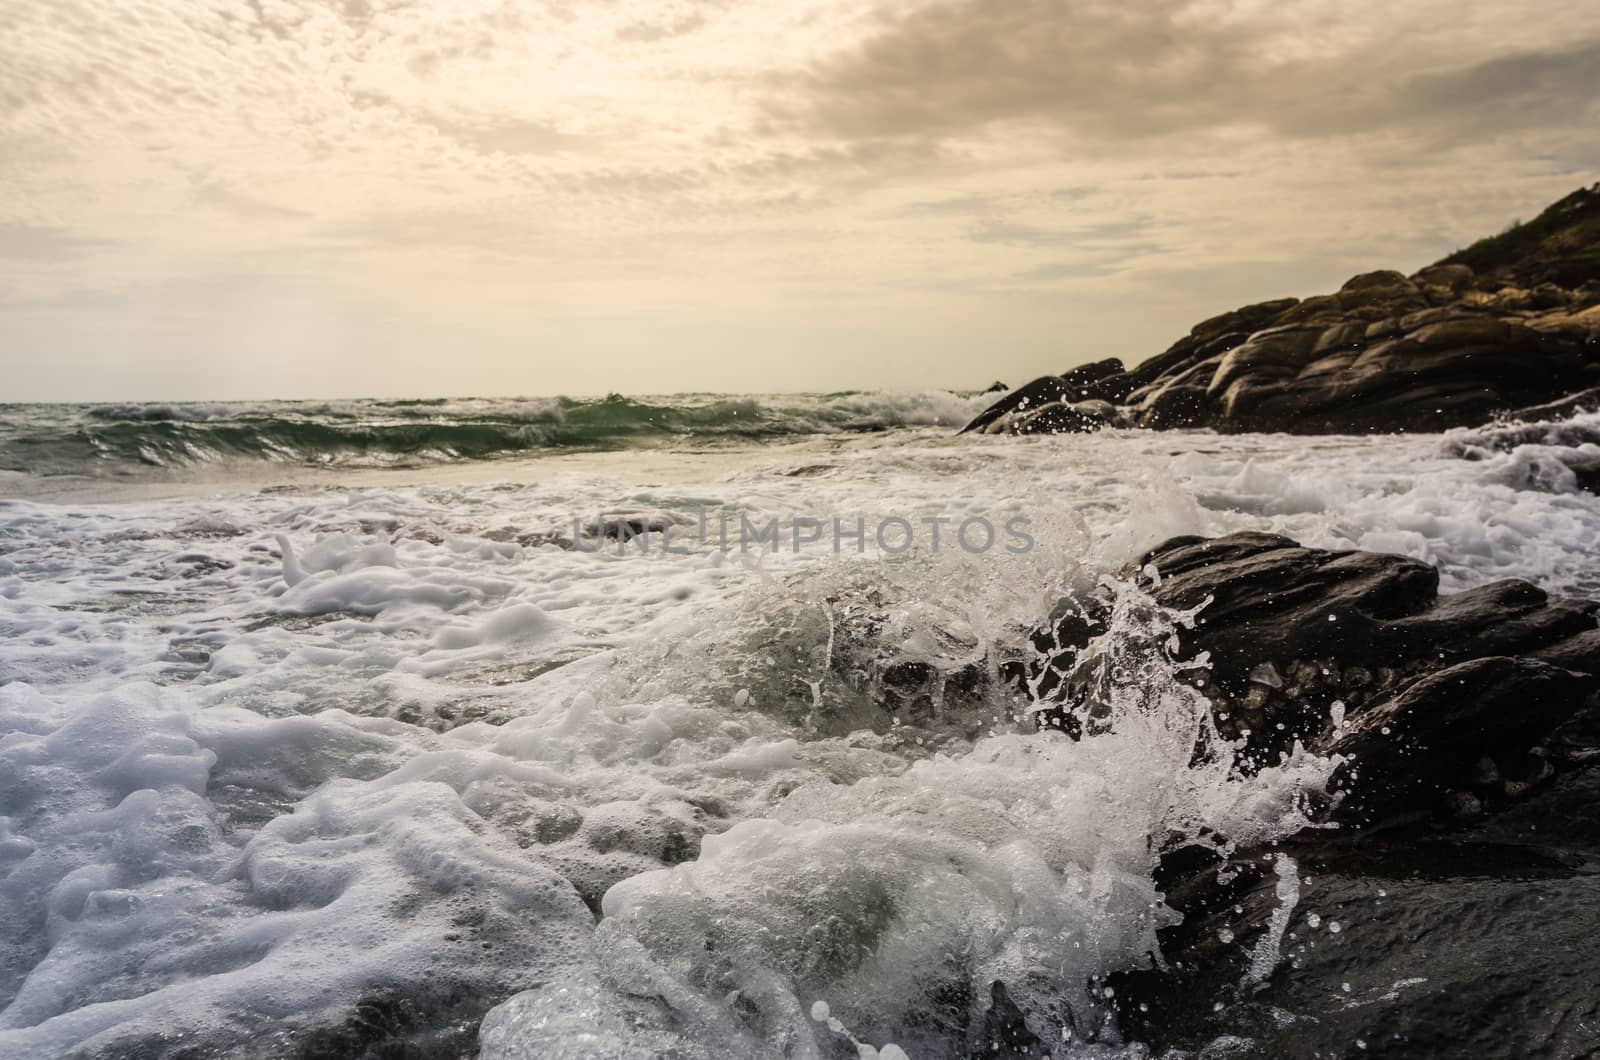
[480, 573, 1334, 1059]
[1244, 855, 1302, 989]
[5, 413, 1595, 1057]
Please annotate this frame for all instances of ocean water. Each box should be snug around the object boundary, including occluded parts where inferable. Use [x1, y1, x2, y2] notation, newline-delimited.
[2, 394, 1599, 1058]
[0, 393, 989, 485]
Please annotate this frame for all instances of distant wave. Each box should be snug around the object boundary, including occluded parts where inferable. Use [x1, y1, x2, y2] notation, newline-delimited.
[0, 391, 992, 477]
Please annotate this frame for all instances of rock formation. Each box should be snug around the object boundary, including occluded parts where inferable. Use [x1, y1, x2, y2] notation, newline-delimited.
[1025, 531, 1599, 824]
[1015, 532, 1600, 1056]
[964, 184, 1600, 436]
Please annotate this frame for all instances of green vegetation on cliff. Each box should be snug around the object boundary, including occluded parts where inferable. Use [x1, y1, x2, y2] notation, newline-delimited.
[1442, 183, 1600, 288]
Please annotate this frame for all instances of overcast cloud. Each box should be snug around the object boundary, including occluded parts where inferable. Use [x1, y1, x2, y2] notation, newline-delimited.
[1, 0, 1596, 400]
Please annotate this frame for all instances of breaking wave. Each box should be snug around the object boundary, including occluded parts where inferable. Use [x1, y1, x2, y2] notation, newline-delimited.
[0, 391, 993, 477]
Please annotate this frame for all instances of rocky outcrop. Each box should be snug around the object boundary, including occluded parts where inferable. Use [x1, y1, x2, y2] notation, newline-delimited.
[1024, 532, 1600, 824]
[966, 184, 1600, 436]
[1029, 532, 1600, 1057]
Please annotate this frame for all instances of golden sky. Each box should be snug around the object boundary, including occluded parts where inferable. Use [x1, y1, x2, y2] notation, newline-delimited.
[2, 0, 1598, 400]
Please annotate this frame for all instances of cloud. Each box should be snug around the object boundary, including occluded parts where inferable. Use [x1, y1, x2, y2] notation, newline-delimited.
[970, 218, 1150, 248]
[616, 12, 707, 43]
[969, 220, 1064, 247]
[240, 0, 302, 43]
[781, 0, 1253, 141]
[1381, 40, 1600, 140]
[423, 113, 595, 157]
[1013, 261, 1121, 283]
[193, 181, 312, 220]
[776, 0, 1600, 148]
[0, 223, 110, 260]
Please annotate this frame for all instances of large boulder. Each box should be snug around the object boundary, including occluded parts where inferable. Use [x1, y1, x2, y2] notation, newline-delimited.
[1008, 526, 1600, 1057]
[989, 532, 1600, 1056]
[1025, 532, 1600, 821]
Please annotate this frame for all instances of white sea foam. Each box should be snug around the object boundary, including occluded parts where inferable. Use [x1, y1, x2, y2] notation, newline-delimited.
[1, 419, 1598, 1056]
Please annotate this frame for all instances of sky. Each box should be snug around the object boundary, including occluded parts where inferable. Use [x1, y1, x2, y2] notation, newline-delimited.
[2, 0, 1598, 402]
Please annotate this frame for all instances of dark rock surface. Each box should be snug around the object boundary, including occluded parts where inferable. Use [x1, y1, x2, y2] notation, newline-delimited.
[959, 361, 1129, 435]
[1115, 799, 1600, 1059]
[1014, 531, 1600, 1058]
[966, 184, 1600, 436]
[1027, 531, 1600, 822]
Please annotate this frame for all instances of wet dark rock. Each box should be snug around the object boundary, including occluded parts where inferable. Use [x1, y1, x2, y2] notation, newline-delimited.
[173, 554, 235, 578]
[963, 360, 1134, 434]
[1327, 657, 1591, 823]
[278, 987, 486, 1060]
[1117, 816, 1600, 1059]
[1136, 383, 1211, 428]
[1024, 532, 1600, 822]
[1124, 765, 1600, 1058]
[583, 510, 692, 539]
[960, 375, 1079, 434]
[1499, 384, 1600, 424]
[511, 510, 700, 551]
[1021, 531, 1600, 1055]
[1010, 400, 1118, 435]
[1146, 533, 1599, 818]
[1060, 356, 1126, 389]
[97, 981, 504, 1059]
[964, 184, 1600, 437]
[780, 463, 839, 477]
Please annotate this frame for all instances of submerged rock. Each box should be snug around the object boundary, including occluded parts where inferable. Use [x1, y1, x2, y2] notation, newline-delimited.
[966, 183, 1600, 436]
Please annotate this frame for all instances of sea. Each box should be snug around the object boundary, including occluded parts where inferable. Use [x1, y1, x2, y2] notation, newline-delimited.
[1, 391, 1598, 1057]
